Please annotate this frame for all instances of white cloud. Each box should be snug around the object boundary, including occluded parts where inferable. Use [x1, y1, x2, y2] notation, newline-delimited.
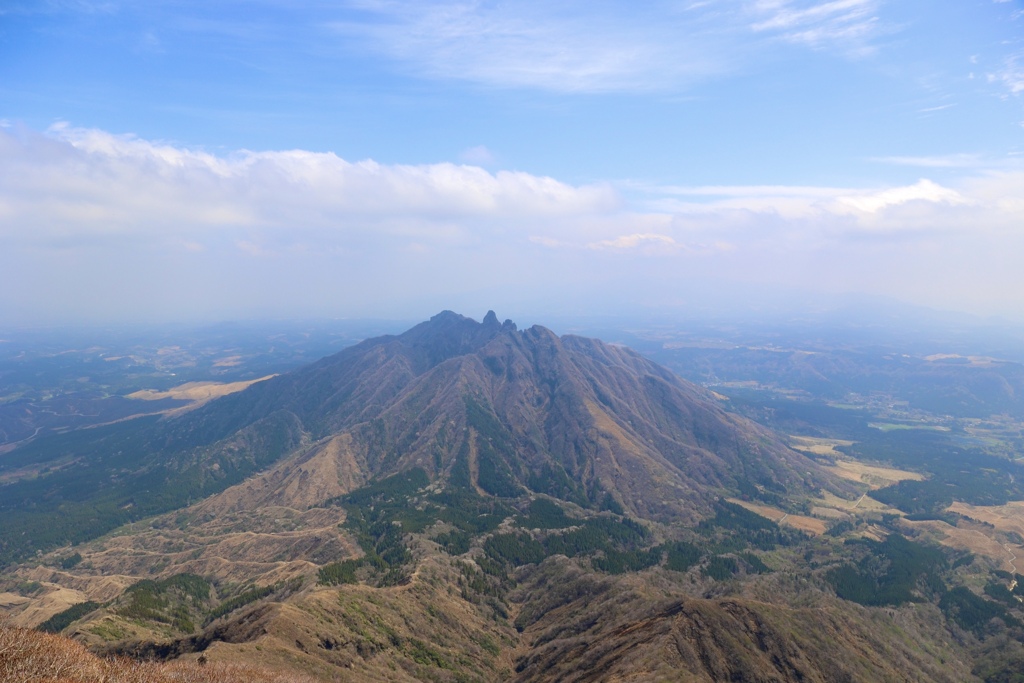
[630, 175, 1021, 240]
[835, 179, 970, 213]
[589, 233, 678, 251]
[0, 124, 618, 250]
[2, 124, 1024, 322]
[640, 183, 850, 198]
[5, 127, 1020, 255]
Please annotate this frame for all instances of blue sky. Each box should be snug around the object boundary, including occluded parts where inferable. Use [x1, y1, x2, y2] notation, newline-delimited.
[2, 1, 1024, 324]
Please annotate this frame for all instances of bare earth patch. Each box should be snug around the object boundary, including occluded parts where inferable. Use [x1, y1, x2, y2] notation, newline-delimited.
[809, 506, 852, 519]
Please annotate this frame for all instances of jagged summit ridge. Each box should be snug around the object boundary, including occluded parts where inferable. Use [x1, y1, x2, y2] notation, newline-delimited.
[392, 310, 519, 373]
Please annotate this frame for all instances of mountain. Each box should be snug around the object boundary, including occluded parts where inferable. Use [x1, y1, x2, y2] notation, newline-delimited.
[168, 309, 841, 520]
[11, 311, 1011, 681]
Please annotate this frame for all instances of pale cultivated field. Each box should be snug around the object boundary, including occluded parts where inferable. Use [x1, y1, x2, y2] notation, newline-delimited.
[903, 518, 1023, 573]
[949, 501, 1024, 539]
[790, 436, 929, 490]
[810, 506, 852, 519]
[128, 375, 275, 403]
[810, 490, 900, 515]
[726, 499, 827, 535]
[824, 460, 925, 489]
[788, 435, 854, 457]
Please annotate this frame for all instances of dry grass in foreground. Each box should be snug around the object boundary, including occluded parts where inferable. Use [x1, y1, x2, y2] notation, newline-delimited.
[0, 619, 313, 683]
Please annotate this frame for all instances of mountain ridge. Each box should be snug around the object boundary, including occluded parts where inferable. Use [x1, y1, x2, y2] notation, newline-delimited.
[166, 309, 842, 520]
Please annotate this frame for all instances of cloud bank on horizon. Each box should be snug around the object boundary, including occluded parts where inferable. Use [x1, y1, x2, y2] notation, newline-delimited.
[2, 122, 1022, 323]
[0, 0, 1023, 323]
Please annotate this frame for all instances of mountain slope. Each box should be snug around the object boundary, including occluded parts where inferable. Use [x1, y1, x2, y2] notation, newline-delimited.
[510, 558, 972, 683]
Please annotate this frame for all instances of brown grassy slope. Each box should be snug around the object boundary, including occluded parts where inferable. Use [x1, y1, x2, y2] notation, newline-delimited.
[8, 435, 370, 630]
[0, 618, 314, 683]
[93, 552, 522, 683]
[8, 538, 985, 683]
[85, 551, 980, 683]
[509, 558, 975, 683]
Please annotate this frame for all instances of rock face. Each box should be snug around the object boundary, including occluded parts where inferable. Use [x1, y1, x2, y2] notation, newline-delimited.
[171, 310, 837, 518]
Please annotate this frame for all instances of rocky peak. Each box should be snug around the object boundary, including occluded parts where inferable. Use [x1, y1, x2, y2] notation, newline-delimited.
[395, 310, 516, 374]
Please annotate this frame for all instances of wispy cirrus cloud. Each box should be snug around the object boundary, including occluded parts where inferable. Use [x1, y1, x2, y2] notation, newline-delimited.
[326, 0, 890, 93]
[989, 50, 1024, 96]
[328, 1, 730, 93]
[749, 0, 882, 55]
[870, 153, 985, 168]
